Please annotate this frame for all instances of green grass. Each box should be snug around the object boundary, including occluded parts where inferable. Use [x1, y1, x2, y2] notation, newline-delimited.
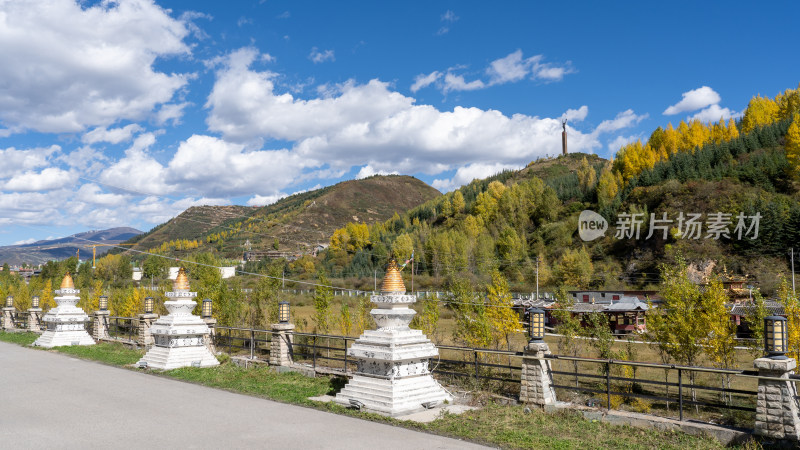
[0, 331, 750, 449]
[52, 341, 144, 366]
[166, 364, 332, 404]
[420, 403, 731, 450]
[0, 331, 38, 345]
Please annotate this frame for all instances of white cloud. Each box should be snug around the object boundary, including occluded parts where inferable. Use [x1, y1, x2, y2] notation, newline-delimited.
[432, 163, 520, 192]
[410, 71, 442, 93]
[165, 135, 307, 197]
[594, 109, 648, 134]
[82, 124, 143, 144]
[204, 48, 643, 191]
[664, 86, 721, 115]
[607, 134, 643, 151]
[75, 184, 129, 207]
[206, 48, 413, 142]
[247, 193, 286, 206]
[3, 168, 75, 192]
[424, 50, 574, 95]
[13, 238, 37, 245]
[443, 72, 486, 93]
[562, 106, 589, 123]
[309, 47, 335, 64]
[0, 191, 68, 225]
[689, 104, 742, 123]
[487, 50, 541, 85]
[99, 134, 172, 196]
[437, 9, 458, 35]
[356, 165, 399, 179]
[0, 145, 60, 178]
[0, 0, 191, 134]
[156, 102, 190, 126]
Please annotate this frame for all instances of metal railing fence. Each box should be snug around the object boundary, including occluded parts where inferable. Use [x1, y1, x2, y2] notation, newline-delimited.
[107, 316, 137, 342]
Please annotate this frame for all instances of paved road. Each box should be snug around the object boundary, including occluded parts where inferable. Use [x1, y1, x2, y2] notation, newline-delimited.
[0, 342, 489, 449]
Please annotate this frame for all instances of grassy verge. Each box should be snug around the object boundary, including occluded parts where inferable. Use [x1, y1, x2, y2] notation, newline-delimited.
[0, 331, 748, 449]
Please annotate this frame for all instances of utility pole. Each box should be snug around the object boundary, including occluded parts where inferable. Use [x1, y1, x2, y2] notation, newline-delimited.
[282, 269, 285, 289]
[374, 269, 377, 292]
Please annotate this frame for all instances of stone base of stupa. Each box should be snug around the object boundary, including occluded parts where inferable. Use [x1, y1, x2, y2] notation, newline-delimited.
[137, 344, 219, 370]
[334, 322, 452, 416]
[335, 373, 452, 417]
[33, 329, 95, 348]
[137, 299, 219, 370]
[32, 295, 95, 348]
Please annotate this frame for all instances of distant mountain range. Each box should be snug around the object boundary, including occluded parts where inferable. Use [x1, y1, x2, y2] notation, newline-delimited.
[0, 227, 143, 266]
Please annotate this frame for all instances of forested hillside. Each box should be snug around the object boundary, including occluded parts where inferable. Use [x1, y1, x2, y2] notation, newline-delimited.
[319, 84, 800, 294]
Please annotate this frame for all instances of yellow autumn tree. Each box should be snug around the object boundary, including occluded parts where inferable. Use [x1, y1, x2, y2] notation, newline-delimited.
[785, 114, 800, 176]
[558, 246, 593, 288]
[486, 270, 522, 349]
[451, 190, 465, 214]
[39, 279, 56, 311]
[727, 118, 739, 140]
[662, 123, 679, 155]
[741, 95, 779, 134]
[576, 156, 597, 194]
[777, 85, 800, 122]
[597, 166, 620, 209]
[329, 228, 350, 251]
[777, 276, 800, 361]
[345, 222, 370, 252]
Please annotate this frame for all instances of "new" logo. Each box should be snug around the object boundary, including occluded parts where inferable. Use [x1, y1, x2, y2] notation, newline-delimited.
[578, 210, 608, 241]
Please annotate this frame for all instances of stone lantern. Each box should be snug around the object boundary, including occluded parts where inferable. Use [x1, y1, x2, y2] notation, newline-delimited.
[334, 259, 451, 416]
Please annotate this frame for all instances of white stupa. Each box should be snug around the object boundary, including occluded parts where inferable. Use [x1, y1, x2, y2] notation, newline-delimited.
[137, 267, 219, 370]
[335, 260, 452, 416]
[33, 273, 95, 347]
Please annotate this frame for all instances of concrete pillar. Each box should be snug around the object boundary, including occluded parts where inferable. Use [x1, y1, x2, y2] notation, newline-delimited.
[270, 323, 295, 367]
[1, 307, 15, 330]
[520, 342, 557, 407]
[92, 310, 110, 340]
[754, 357, 800, 441]
[137, 313, 159, 348]
[203, 317, 217, 354]
[27, 308, 42, 333]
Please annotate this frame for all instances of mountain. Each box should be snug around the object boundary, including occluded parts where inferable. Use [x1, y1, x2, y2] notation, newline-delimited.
[0, 227, 143, 266]
[324, 114, 798, 294]
[124, 175, 441, 258]
[124, 205, 255, 253]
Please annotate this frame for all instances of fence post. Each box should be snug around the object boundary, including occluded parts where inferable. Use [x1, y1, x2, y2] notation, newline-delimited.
[137, 313, 159, 348]
[474, 350, 479, 383]
[203, 317, 217, 354]
[250, 329, 255, 360]
[678, 369, 683, 421]
[313, 336, 317, 371]
[91, 310, 110, 340]
[1, 305, 15, 331]
[520, 342, 557, 407]
[27, 307, 43, 333]
[269, 322, 295, 367]
[606, 362, 611, 412]
[343, 338, 348, 373]
[753, 357, 800, 441]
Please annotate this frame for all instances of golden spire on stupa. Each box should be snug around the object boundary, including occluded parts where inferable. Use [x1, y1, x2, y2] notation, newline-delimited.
[174, 267, 190, 291]
[381, 259, 406, 294]
[60, 272, 74, 289]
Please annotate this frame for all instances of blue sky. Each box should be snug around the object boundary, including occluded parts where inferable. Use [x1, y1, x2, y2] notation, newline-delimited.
[1, 0, 798, 247]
